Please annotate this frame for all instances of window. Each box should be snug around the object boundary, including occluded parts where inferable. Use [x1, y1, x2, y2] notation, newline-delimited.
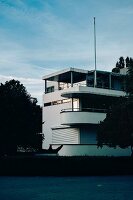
[46, 86, 54, 93]
[44, 99, 71, 107]
[44, 102, 52, 107]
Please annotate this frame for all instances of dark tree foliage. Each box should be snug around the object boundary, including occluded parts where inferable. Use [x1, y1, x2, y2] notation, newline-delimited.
[126, 57, 133, 95]
[112, 66, 120, 73]
[97, 97, 133, 155]
[118, 57, 125, 69]
[112, 56, 129, 73]
[0, 80, 43, 155]
[98, 57, 133, 155]
[125, 57, 130, 68]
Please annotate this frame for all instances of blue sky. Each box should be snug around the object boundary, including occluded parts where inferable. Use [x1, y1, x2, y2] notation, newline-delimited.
[0, 0, 133, 104]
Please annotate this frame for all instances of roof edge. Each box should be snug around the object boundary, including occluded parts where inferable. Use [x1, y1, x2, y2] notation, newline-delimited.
[42, 67, 88, 80]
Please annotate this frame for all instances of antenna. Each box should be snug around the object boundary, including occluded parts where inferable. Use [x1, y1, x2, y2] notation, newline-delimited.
[94, 17, 97, 87]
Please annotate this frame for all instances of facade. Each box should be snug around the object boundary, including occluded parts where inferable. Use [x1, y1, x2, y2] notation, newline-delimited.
[42, 67, 130, 156]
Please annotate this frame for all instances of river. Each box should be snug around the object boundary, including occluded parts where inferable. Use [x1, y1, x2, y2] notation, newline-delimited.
[0, 176, 133, 200]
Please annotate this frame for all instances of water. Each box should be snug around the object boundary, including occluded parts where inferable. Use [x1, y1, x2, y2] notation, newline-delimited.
[0, 176, 133, 200]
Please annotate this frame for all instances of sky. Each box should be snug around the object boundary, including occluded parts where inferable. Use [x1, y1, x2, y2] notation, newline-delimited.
[0, 0, 133, 105]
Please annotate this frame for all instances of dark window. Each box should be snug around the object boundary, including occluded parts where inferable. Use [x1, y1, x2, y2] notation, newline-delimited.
[44, 102, 52, 107]
[46, 86, 54, 93]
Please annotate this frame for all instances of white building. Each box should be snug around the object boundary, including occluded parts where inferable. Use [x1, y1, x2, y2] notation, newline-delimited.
[42, 67, 130, 156]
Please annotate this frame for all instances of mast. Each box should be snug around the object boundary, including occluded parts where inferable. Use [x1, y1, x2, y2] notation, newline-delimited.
[94, 17, 97, 87]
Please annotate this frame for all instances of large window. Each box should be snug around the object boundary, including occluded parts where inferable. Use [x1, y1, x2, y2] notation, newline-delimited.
[96, 73, 109, 89]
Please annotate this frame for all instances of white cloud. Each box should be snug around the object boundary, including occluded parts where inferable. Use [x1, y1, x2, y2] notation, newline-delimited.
[0, 0, 133, 104]
[0, 74, 44, 105]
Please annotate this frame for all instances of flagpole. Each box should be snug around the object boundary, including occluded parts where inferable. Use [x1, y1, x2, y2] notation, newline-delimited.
[94, 17, 97, 87]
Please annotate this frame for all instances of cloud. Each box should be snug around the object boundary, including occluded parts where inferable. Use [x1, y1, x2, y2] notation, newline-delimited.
[0, 74, 44, 105]
[0, 0, 133, 102]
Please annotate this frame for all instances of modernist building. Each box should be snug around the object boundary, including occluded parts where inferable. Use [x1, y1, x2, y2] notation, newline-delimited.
[42, 67, 130, 156]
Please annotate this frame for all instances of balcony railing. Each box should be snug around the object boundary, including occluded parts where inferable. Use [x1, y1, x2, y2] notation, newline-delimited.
[61, 107, 107, 113]
[45, 82, 125, 94]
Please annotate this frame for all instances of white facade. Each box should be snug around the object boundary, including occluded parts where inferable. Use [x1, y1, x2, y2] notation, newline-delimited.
[42, 68, 130, 156]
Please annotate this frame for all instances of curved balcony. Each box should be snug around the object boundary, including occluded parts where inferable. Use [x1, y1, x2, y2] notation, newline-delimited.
[61, 85, 125, 98]
[60, 108, 106, 125]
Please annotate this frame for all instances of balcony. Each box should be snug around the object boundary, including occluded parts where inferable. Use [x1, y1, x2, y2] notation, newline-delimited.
[60, 108, 106, 125]
[61, 85, 126, 98]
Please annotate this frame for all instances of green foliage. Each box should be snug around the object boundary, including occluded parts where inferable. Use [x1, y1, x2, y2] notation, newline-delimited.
[0, 80, 43, 155]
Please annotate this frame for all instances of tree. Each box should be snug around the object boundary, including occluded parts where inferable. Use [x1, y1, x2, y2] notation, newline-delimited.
[112, 56, 125, 73]
[125, 57, 130, 68]
[97, 57, 133, 156]
[126, 57, 133, 95]
[97, 97, 133, 154]
[118, 57, 125, 69]
[112, 66, 120, 73]
[0, 80, 43, 155]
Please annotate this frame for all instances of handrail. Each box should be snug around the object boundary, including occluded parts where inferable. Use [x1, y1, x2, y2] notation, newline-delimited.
[45, 84, 124, 94]
[61, 107, 107, 113]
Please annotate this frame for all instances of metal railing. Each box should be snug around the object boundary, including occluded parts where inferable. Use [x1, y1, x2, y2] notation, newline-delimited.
[61, 107, 107, 113]
[45, 83, 125, 94]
